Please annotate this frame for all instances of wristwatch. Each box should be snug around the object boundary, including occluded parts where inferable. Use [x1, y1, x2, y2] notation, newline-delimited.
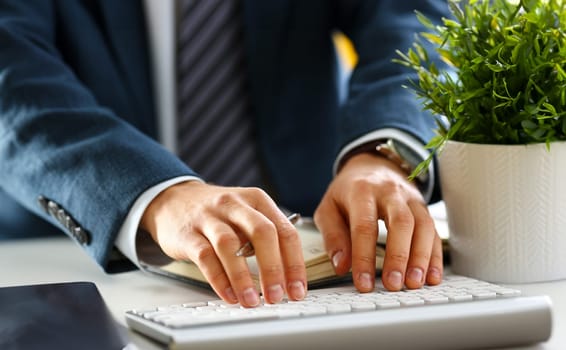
[338, 138, 429, 192]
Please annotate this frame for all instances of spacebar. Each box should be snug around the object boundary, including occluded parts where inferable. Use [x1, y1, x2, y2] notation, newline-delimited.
[162, 313, 280, 329]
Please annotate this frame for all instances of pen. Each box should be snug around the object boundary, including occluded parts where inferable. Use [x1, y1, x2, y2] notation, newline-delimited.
[235, 212, 301, 257]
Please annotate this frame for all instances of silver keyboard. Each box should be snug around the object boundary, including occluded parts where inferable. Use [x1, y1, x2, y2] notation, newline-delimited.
[126, 276, 553, 350]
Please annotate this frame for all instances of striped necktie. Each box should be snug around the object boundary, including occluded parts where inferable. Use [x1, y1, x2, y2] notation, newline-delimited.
[177, 0, 264, 187]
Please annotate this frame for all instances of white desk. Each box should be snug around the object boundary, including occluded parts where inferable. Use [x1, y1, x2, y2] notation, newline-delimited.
[1, 236, 564, 350]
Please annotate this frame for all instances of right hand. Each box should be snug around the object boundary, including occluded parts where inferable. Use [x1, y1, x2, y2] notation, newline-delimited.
[140, 181, 307, 307]
[314, 153, 443, 293]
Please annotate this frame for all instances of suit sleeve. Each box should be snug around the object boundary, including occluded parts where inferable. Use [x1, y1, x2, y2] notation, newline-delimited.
[334, 0, 449, 202]
[0, 1, 193, 271]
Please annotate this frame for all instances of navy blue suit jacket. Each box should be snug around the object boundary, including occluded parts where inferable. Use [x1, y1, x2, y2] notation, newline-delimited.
[0, 0, 447, 271]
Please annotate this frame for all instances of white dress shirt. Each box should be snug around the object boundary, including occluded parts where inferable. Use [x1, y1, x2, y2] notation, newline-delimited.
[115, 0, 434, 269]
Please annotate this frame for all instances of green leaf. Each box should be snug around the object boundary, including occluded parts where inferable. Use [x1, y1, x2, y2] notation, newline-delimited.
[421, 32, 443, 45]
[394, 0, 566, 148]
[521, 120, 537, 129]
[542, 102, 557, 115]
[415, 10, 435, 29]
[448, 1, 465, 23]
[408, 49, 420, 65]
[486, 62, 506, 72]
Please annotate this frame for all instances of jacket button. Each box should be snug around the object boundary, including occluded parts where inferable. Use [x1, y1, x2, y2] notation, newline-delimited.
[37, 197, 90, 245]
[73, 227, 91, 245]
[47, 201, 60, 218]
[56, 208, 67, 225]
[63, 215, 78, 232]
[37, 196, 49, 214]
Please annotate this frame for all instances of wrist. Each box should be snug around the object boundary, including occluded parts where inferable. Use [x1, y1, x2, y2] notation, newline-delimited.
[140, 180, 203, 238]
[337, 138, 429, 193]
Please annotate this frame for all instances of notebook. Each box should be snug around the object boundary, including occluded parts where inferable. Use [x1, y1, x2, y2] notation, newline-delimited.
[142, 219, 386, 289]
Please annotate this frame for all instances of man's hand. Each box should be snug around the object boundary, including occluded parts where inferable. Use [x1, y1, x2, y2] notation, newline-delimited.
[314, 153, 443, 292]
[140, 181, 307, 307]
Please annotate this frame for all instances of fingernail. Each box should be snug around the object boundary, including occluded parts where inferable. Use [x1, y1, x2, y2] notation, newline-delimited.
[267, 284, 284, 303]
[428, 267, 442, 282]
[407, 267, 424, 285]
[288, 280, 306, 300]
[358, 272, 373, 290]
[242, 287, 260, 307]
[225, 287, 237, 303]
[387, 270, 403, 290]
[332, 251, 343, 269]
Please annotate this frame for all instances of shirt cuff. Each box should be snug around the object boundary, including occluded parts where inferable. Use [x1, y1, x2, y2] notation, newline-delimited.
[333, 128, 435, 203]
[114, 175, 203, 269]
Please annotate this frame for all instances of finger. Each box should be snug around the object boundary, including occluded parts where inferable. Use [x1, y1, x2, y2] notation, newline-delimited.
[183, 230, 239, 304]
[426, 232, 444, 285]
[218, 192, 287, 304]
[314, 195, 352, 276]
[347, 188, 379, 293]
[201, 219, 260, 307]
[381, 198, 415, 291]
[235, 214, 285, 304]
[404, 200, 436, 289]
[257, 202, 307, 301]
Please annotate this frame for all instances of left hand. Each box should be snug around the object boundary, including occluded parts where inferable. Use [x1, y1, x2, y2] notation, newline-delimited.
[313, 152, 443, 292]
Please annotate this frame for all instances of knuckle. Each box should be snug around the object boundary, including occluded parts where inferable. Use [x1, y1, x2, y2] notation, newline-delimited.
[250, 220, 276, 240]
[230, 269, 251, 284]
[350, 178, 374, 194]
[351, 218, 377, 236]
[277, 225, 299, 241]
[390, 211, 414, 231]
[409, 250, 432, 263]
[207, 269, 228, 286]
[193, 244, 216, 264]
[214, 231, 240, 248]
[387, 251, 410, 265]
[414, 213, 435, 228]
[389, 177, 407, 190]
[262, 264, 284, 278]
[245, 186, 268, 198]
[284, 263, 305, 276]
[354, 254, 375, 265]
[213, 192, 238, 208]
[379, 179, 406, 198]
[351, 177, 371, 188]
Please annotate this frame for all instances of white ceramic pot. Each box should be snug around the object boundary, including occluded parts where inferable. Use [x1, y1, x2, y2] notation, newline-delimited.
[439, 140, 566, 283]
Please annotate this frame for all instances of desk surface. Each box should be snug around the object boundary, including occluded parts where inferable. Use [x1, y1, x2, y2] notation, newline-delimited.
[1, 236, 564, 350]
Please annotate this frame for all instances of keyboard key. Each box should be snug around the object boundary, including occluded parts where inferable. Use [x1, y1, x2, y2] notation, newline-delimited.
[126, 276, 525, 330]
[125, 275, 552, 350]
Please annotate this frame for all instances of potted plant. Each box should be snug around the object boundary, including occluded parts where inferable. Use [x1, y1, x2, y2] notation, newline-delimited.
[396, 0, 566, 283]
